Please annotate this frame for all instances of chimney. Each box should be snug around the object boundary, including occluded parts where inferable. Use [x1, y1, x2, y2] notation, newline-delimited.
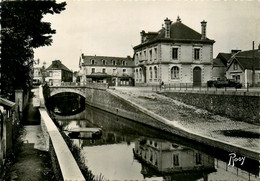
[201, 20, 207, 40]
[231, 49, 241, 55]
[140, 30, 146, 43]
[176, 16, 182, 23]
[164, 17, 172, 38]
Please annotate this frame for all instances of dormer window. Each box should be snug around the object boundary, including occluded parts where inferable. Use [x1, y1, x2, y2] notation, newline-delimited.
[122, 61, 126, 66]
[112, 60, 116, 65]
[102, 60, 106, 65]
[91, 59, 95, 65]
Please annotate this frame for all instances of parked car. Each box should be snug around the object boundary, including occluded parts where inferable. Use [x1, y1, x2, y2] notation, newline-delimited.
[207, 78, 242, 88]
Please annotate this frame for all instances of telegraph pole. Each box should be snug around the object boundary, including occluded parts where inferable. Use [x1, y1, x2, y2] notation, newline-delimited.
[252, 41, 255, 87]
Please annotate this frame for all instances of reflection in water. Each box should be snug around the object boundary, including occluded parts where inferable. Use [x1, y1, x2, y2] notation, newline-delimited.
[46, 92, 85, 115]
[55, 105, 260, 181]
[133, 139, 215, 181]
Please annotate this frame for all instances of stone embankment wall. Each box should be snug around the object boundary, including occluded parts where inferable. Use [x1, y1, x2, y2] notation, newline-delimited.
[85, 88, 259, 160]
[85, 88, 179, 134]
[160, 92, 260, 124]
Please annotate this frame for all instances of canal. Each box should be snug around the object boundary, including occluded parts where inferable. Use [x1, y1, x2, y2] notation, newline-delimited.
[47, 94, 260, 181]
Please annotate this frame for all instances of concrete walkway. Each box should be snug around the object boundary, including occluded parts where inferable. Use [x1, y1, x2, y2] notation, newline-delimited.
[112, 87, 260, 159]
[6, 88, 52, 181]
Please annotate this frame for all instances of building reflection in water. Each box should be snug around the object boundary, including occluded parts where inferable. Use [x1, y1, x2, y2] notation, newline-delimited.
[133, 139, 216, 181]
[55, 106, 259, 181]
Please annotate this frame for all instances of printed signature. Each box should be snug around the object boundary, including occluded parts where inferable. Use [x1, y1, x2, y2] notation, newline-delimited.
[228, 153, 246, 167]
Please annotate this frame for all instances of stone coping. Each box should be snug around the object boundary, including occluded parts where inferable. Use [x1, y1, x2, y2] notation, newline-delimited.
[39, 108, 85, 181]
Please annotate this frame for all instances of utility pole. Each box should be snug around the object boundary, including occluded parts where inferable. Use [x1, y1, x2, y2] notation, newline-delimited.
[252, 41, 255, 87]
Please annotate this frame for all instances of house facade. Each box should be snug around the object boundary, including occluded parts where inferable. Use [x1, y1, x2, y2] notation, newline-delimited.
[133, 17, 215, 86]
[32, 59, 44, 85]
[45, 60, 73, 86]
[226, 47, 260, 87]
[79, 54, 134, 86]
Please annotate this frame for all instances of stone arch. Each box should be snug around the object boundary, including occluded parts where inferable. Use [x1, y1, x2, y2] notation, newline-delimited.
[50, 88, 86, 98]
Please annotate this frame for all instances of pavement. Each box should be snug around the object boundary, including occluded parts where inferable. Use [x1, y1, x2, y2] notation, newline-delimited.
[111, 86, 260, 157]
[5, 88, 52, 181]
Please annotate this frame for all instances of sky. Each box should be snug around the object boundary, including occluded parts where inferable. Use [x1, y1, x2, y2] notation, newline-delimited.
[34, 0, 260, 71]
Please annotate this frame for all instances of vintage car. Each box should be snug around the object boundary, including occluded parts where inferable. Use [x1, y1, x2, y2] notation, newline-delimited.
[207, 78, 242, 88]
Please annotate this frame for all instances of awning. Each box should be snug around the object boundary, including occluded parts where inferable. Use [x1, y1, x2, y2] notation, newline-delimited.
[86, 73, 112, 78]
[0, 97, 16, 108]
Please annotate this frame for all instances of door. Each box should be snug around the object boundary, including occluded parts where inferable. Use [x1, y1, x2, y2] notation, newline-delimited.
[193, 67, 201, 86]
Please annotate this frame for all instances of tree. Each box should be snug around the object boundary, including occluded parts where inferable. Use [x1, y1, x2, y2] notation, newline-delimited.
[1, 1, 66, 100]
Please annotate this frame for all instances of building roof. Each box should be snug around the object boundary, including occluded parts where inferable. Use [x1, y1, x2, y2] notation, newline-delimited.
[134, 18, 215, 49]
[213, 58, 225, 67]
[235, 49, 260, 57]
[227, 49, 260, 71]
[81, 55, 134, 67]
[216, 53, 232, 67]
[46, 60, 71, 72]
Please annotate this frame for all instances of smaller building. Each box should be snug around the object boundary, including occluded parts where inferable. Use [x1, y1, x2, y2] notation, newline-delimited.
[45, 60, 73, 86]
[212, 53, 232, 80]
[79, 54, 134, 86]
[226, 47, 260, 87]
[32, 59, 44, 85]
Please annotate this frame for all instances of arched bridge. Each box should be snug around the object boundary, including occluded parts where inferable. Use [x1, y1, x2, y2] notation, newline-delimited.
[48, 82, 108, 98]
[49, 86, 87, 98]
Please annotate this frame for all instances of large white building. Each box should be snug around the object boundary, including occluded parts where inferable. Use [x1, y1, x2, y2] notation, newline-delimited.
[79, 54, 134, 86]
[133, 17, 215, 86]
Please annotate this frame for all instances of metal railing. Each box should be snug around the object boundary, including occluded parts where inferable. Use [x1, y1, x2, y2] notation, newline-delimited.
[152, 83, 260, 95]
[49, 82, 109, 90]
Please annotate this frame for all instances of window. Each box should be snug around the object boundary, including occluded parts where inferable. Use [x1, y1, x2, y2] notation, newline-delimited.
[140, 69, 142, 80]
[102, 60, 106, 65]
[49, 71, 53, 77]
[91, 68, 95, 73]
[194, 48, 200, 60]
[102, 68, 106, 73]
[113, 69, 116, 75]
[258, 73, 260, 79]
[149, 67, 153, 79]
[91, 59, 95, 65]
[172, 48, 178, 59]
[154, 48, 157, 59]
[232, 75, 240, 82]
[144, 50, 146, 59]
[149, 49, 152, 60]
[154, 67, 157, 79]
[171, 66, 180, 79]
[112, 60, 116, 65]
[196, 153, 202, 165]
[173, 154, 179, 166]
[234, 62, 238, 70]
[122, 61, 126, 66]
[123, 69, 126, 73]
